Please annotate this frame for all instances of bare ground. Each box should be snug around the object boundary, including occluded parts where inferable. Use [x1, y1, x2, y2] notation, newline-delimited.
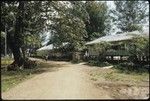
[2, 59, 112, 100]
[82, 64, 149, 99]
[2, 58, 149, 100]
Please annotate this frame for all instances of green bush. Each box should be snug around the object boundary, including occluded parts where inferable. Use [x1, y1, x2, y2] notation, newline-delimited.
[36, 50, 49, 58]
[88, 60, 111, 67]
[105, 49, 130, 56]
[119, 62, 134, 67]
[114, 62, 149, 73]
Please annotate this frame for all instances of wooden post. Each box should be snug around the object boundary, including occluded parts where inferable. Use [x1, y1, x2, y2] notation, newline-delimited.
[120, 56, 122, 61]
[5, 24, 7, 56]
[124, 43, 126, 50]
[111, 55, 113, 61]
[146, 56, 148, 61]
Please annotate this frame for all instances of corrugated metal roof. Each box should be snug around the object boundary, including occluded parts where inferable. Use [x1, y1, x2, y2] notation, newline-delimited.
[37, 44, 54, 51]
[36, 42, 69, 51]
[86, 31, 149, 45]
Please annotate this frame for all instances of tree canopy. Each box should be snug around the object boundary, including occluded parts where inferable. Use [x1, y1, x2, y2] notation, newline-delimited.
[112, 1, 149, 32]
[47, 1, 88, 51]
[85, 1, 111, 41]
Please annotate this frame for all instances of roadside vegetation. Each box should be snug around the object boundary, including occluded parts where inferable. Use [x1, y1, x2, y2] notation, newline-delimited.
[87, 60, 149, 73]
[87, 60, 149, 85]
[89, 66, 149, 83]
[87, 60, 111, 67]
[1, 57, 13, 66]
[88, 65, 149, 99]
[1, 58, 63, 92]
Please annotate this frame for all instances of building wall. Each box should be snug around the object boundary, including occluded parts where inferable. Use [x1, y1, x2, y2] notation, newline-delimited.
[88, 46, 99, 56]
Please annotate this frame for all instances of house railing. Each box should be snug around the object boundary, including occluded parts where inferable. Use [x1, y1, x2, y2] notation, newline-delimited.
[86, 49, 149, 64]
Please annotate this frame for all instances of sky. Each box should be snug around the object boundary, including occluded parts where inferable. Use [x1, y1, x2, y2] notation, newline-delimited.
[42, 1, 149, 46]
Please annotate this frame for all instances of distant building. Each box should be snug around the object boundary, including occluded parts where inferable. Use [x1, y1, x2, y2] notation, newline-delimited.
[36, 44, 54, 51]
[85, 30, 149, 61]
[36, 42, 72, 60]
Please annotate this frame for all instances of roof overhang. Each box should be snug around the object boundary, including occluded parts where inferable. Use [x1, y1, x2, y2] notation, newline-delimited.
[86, 31, 149, 45]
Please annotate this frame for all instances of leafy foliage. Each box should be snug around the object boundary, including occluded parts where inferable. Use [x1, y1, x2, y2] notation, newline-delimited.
[105, 49, 130, 56]
[112, 1, 149, 32]
[88, 60, 111, 67]
[49, 1, 88, 51]
[47, 1, 111, 51]
[129, 36, 149, 56]
[92, 42, 111, 55]
[115, 62, 149, 73]
[85, 1, 111, 41]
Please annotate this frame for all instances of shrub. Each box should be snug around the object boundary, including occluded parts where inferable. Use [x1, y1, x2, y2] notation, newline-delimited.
[88, 60, 111, 67]
[128, 36, 149, 63]
[119, 62, 134, 67]
[115, 62, 149, 73]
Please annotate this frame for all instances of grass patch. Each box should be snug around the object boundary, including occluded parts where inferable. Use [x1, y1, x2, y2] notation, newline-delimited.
[87, 60, 112, 67]
[1, 61, 62, 92]
[1, 57, 13, 66]
[1, 69, 34, 92]
[105, 70, 149, 83]
[113, 63, 149, 74]
[88, 61, 149, 84]
[90, 68, 149, 85]
[88, 63, 149, 99]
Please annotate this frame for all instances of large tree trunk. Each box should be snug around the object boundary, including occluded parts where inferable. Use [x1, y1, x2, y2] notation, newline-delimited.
[7, 1, 26, 70]
[4, 1, 37, 71]
[14, 1, 25, 65]
[7, 31, 25, 70]
[10, 44, 24, 66]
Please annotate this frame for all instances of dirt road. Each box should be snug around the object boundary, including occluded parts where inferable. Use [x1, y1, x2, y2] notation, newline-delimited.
[2, 60, 113, 100]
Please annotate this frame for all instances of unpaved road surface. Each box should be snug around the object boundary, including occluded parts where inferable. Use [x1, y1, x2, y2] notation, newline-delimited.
[2, 59, 113, 100]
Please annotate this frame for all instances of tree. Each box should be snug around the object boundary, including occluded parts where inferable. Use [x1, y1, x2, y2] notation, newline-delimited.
[47, 1, 112, 50]
[92, 42, 111, 56]
[1, 32, 5, 55]
[43, 1, 90, 62]
[112, 1, 149, 32]
[6, 1, 26, 67]
[1, 1, 49, 69]
[49, 1, 89, 51]
[128, 36, 149, 63]
[85, 1, 111, 41]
